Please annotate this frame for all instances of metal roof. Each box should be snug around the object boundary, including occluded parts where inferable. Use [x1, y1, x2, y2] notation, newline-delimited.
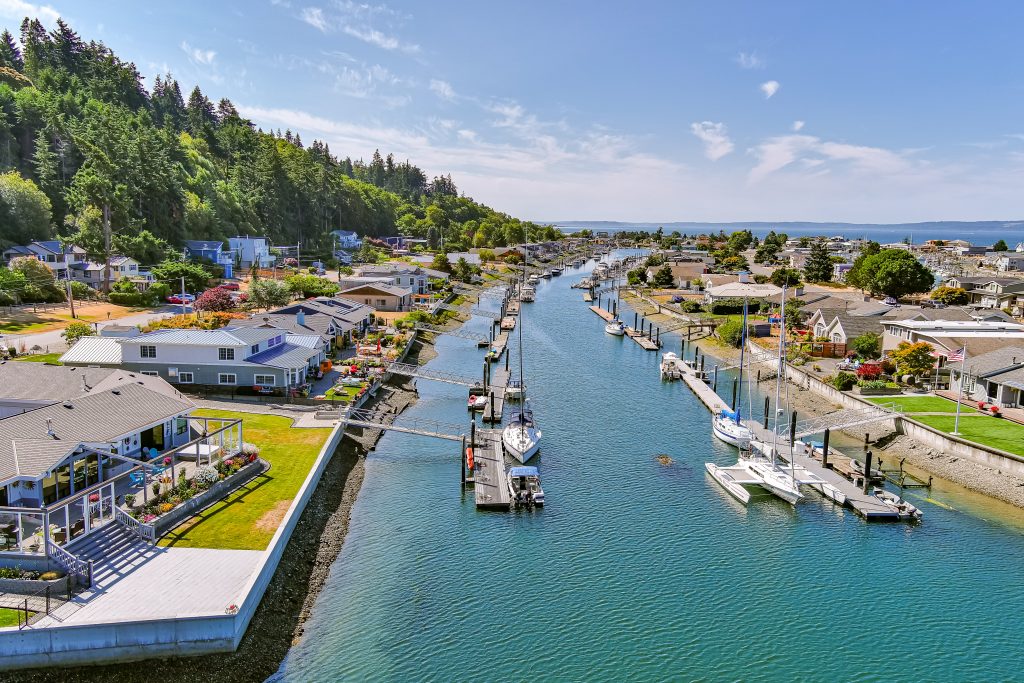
[119, 328, 279, 346]
[245, 343, 319, 369]
[59, 337, 124, 365]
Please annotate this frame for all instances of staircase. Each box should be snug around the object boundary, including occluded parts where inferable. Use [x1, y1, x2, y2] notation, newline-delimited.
[65, 522, 159, 589]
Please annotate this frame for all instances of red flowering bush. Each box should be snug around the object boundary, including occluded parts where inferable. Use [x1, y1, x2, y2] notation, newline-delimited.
[856, 364, 883, 380]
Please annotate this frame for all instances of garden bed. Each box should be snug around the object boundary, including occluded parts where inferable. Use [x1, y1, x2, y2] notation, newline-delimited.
[152, 459, 268, 537]
[854, 386, 903, 396]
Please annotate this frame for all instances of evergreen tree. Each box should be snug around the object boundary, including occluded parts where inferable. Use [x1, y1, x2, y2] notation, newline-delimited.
[802, 239, 835, 282]
[0, 30, 23, 71]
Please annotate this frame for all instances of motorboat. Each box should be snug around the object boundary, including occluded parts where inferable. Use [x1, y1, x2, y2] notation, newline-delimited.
[605, 319, 625, 336]
[541, 270, 553, 279]
[527, 274, 539, 285]
[508, 465, 544, 506]
[873, 488, 922, 520]
[520, 286, 536, 302]
[505, 379, 525, 401]
[550, 267, 562, 276]
[502, 404, 542, 462]
[712, 408, 753, 449]
[467, 394, 487, 411]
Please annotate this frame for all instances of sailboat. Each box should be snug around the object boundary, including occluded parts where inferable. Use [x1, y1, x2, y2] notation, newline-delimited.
[711, 298, 753, 448]
[503, 272, 542, 463]
[706, 286, 802, 505]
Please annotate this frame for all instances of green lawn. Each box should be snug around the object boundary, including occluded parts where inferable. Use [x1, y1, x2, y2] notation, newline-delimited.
[323, 383, 364, 401]
[865, 395, 974, 414]
[12, 353, 63, 364]
[0, 607, 26, 628]
[158, 409, 332, 550]
[912, 414, 1024, 457]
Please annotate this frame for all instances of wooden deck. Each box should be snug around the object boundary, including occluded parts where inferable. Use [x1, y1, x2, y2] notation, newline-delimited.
[490, 331, 510, 360]
[625, 327, 660, 351]
[589, 305, 615, 321]
[500, 316, 517, 330]
[471, 430, 511, 510]
[483, 367, 510, 424]
[506, 299, 521, 316]
[680, 368, 903, 520]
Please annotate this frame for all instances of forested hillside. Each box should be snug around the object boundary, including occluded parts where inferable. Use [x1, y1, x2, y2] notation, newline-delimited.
[0, 17, 558, 260]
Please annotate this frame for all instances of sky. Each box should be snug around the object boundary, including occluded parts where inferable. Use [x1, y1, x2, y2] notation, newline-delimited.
[5, 0, 1024, 223]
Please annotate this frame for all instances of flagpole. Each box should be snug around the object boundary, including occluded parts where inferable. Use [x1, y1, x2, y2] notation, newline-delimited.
[952, 347, 968, 436]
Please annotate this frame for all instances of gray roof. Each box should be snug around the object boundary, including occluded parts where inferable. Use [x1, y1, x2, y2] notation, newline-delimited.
[244, 342, 319, 370]
[831, 314, 883, 340]
[226, 313, 338, 340]
[184, 240, 224, 251]
[0, 362, 189, 405]
[881, 307, 974, 322]
[966, 346, 1024, 377]
[59, 337, 124, 366]
[339, 282, 413, 297]
[0, 382, 193, 483]
[120, 328, 279, 346]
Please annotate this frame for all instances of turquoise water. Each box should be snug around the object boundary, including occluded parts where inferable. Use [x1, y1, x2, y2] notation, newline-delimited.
[275, 254, 1024, 682]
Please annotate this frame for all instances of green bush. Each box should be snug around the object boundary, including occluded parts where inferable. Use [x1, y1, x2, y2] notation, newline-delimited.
[708, 298, 762, 315]
[108, 292, 144, 306]
[716, 319, 748, 347]
[38, 570, 64, 581]
[678, 300, 702, 313]
[832, 372, 857, 391]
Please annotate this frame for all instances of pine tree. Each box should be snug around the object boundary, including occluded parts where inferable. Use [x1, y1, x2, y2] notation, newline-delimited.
[0, 30, 23, 71]
[802, 239, 835, 283]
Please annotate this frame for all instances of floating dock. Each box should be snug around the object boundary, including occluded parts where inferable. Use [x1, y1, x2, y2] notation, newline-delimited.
[500, 316, 516, 331]
[506, 299, 520, 316]
[678, 365, 903, 520]
[625, 327, 660, 351]
[489, 331, 509, 360]
[469, 431, 511, 510]
[589, 305, 615, 321]
[482, 367, 509, 424]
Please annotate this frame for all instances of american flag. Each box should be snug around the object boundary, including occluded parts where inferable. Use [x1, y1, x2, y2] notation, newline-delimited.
[946, 347, 965, 363]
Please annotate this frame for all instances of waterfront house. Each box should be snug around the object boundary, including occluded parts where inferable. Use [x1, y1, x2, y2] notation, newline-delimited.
[60, 328, 326, 393]
[353, 263, 447, 295]
[228, 236, 275, 270]
[184, 240, 233, 278]
[703, 280, 781, 305]
[69, 256, 141, 290]
[273, 296, 376, 336]
[338, 283, 413, 312]
[880, 319, 1024, 354]
[948, 345, 1024, 408]
[2, 240, 88, 280]
[645, 262, 707, 289]
[226, 310, 343, 351]
[809, 312, 883, 347]
[330, 229, 362, 249]
[996, 254, 1024, 272]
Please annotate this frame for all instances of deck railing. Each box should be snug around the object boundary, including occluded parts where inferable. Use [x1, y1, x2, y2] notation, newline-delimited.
[44, 538, 91, 588]
[113, 505, 155, 543]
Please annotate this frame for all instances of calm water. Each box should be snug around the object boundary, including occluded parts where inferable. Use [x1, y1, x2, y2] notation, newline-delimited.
[275, 253, 1024, 682]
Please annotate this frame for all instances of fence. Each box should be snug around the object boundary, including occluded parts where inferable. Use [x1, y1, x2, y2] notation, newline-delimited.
[0, 580, 73, 629]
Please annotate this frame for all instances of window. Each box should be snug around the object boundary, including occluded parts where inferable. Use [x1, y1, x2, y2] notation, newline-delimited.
[378, 299, 387, 307]
[254, 374, 275, 386]
[178, 372, 194, 384]
[218, 348, 235, 361]
[175, 417, 188, 435]
[218, 373, 237, 385]
[251, 344, 260, 355]
[140, 345, 156, 358]
[140, 370, 159, 377]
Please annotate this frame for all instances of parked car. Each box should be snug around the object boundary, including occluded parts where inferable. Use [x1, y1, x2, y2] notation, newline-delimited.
[882, 296, 899, 306]
[218, 282, 240, 291]
[166, 294, 195, 305]
[921, 299, 946, 309]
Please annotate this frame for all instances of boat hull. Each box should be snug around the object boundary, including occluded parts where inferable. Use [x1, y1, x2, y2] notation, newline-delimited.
[704, 463, 753, 504]
[712, 418, 752, 449]
[503, 427, 541, 463]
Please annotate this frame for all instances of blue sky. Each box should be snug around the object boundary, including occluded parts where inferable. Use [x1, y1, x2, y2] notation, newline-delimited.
[7, 0, 1024, 222]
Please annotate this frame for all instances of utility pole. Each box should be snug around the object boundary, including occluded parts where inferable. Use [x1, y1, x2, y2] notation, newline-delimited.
[65, 273, 76, 319]
[180, 276, 187, 316]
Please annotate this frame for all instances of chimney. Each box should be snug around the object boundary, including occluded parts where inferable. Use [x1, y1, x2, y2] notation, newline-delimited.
[81, 374, 88, 393]
[297, 310, 306, 326]
[45, 418, 55, 438]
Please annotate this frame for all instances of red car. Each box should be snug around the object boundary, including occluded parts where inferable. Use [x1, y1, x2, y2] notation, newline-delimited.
[218, 282, 240, 291]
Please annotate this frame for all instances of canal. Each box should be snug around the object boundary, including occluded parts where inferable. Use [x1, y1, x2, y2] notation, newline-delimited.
[274, 252, 1024, 681]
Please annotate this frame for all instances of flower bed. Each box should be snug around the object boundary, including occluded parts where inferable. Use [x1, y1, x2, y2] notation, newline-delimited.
[152, 458, 267, 538]
[127, 444, 261, 526]
[0, 568, 68, 595]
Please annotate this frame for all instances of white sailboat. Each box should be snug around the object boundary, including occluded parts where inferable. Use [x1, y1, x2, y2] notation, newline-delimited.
[503, 272, 541, 463]
[711, 298, 753, 448]
[604, 319, 625, 335]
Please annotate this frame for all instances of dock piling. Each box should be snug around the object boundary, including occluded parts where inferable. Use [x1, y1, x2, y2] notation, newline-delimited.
[633, 312, 638, 329]
[731, 379, 737, 410]
[822, 429, 830, 468]
[713, 365, 718, 390]
[863, 451, 873, 493]
[763, 397, 770, 429]
[461, 435, 466, 487]
[789, 410, 797, 445]
[864, 432, 870, 451]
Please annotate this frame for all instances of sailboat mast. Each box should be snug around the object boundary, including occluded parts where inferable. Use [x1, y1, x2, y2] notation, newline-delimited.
[736, 297, 747, 423]
[770, 285, 786, 466]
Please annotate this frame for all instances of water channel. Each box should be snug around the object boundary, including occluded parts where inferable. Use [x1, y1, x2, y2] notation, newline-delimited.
[276, 252, 1024, 682]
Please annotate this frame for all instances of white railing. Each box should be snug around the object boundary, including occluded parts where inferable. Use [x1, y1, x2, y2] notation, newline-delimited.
[114, 505, 156, 543]
[45, 538, 92, 587]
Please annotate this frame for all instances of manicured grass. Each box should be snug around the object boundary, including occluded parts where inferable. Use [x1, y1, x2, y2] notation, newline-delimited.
[324, 384, 364, 401]
[912, 414, 1024, 457]
[158, 409, 332, 550]
[864, 395, 973, 413]
[0, 607, 27, 628]
[12, 353, 63, 364]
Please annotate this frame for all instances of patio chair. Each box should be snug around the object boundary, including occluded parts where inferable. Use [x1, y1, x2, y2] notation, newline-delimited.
[129, 471, 145, 487]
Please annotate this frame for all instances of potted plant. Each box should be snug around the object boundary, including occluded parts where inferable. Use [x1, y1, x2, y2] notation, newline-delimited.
[990, 405, 1001, 417]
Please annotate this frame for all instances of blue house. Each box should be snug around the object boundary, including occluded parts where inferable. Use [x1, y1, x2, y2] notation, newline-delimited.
[184, 240, 233, 278]
[330, 230, 362, 249]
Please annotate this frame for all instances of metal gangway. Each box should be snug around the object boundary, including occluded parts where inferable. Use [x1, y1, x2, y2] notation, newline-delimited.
[386, 362, 478, 387]
[435, 302, 501, 321]
[414, 323, 490, 343]
[781, 403, 902, 440]
[344, 408, 500, 443]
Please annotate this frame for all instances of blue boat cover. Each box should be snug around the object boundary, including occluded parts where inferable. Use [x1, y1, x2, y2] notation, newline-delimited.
[509, 466, 539, 477]
[719, 408, 738, 421]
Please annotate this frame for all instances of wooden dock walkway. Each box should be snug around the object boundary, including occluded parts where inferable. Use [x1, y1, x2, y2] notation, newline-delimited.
[471, 430, 510, 510]
[506, 299, 520, 316]
[679, 364, 902, 520]
[500, 316, 516, 331]
[483, 367, 509, 424]
[490, 331, 510, 360]
[589, 305, 614, 321]
[625, 327, 660, 351]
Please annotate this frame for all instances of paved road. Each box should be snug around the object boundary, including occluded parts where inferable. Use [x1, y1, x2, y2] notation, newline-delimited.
[1, 306, 182, 354]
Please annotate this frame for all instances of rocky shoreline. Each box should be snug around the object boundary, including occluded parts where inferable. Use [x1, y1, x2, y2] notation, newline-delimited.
[3, 335, 441, 683]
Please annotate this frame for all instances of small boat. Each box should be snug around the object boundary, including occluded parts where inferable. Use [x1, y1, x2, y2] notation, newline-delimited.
[873, 488, 923, 520]
[503, 404, 541, 463]
[605, 319, 625, 336]
[712, 409, 753, 449]
[500, 316, 516, 331]
[527, 274, 539, 285]
[505, 379, 525, 401]
[520, 286, 536, 302]
[508, 465, 544, 507]
[849, 457, 884, 481]
[467, 394, 487, 411]
[541, 270, 552, 279]
[550, 267, 562, 276]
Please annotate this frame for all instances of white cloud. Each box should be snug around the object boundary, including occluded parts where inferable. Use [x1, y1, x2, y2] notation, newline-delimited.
[300, 6, 328, 32]
[0, 0, 59, 26]
[792, 120, 805, 132]
[430, 79, 455, 101]
[736, 52, 764, 69]
[180, 41, 216, 66]
[690, 121, 734, 161]
[760, 80, 780, 99]
[341, 24, 418, 53]
[748, 133, 914, 183]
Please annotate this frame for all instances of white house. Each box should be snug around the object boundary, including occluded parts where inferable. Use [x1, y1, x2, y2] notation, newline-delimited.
[330, 230, 362, 249]
[228, 236, 275, 270]
[2, 240, 87, 280]
[68, 256, 141, 290]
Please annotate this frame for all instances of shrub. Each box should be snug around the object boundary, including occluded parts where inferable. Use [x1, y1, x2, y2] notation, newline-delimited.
[38, 570, 64, 581]
[856, 363, 883, 380]
[708, 298, 762, 315]
[160, 502, 174, 514]
[715, 318, 745, 347]
[857, 379, 890, 389]
[124, 493, 135, 507]
[678, 300, 702, 313]
[108, 291, 144, 306]
[832, 372, 857, 391]
[62, 321, 94, 346]
[194, 287, 235, 312]
[194, 465, 218, 487]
